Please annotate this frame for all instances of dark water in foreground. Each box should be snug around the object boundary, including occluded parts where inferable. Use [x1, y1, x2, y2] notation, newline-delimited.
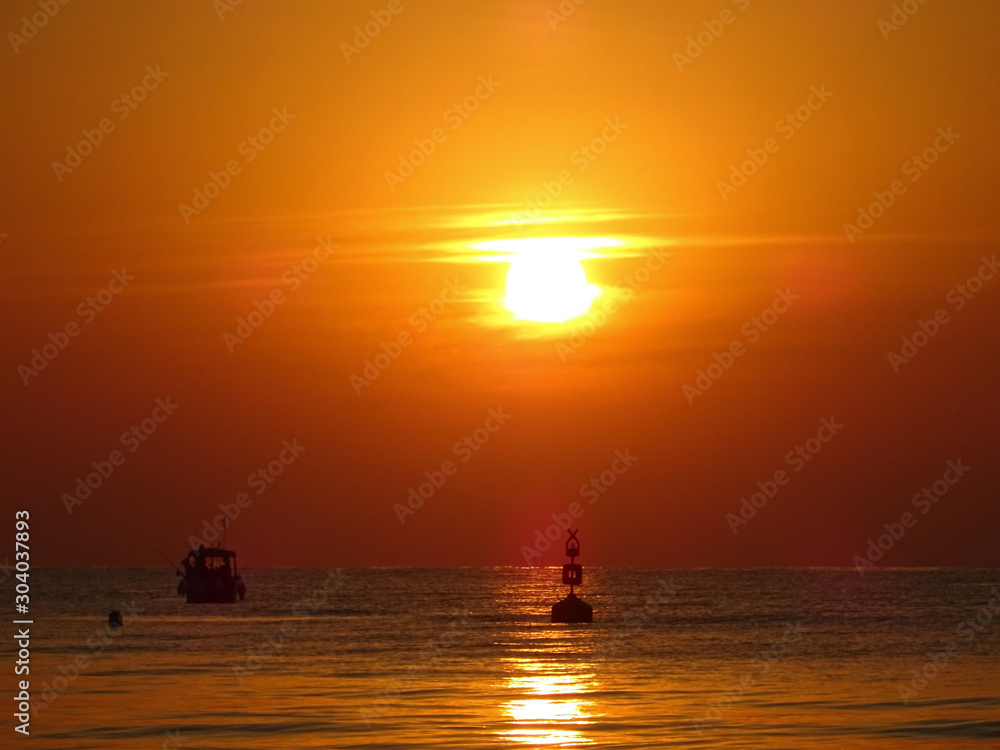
[11, 568, 1000, 748]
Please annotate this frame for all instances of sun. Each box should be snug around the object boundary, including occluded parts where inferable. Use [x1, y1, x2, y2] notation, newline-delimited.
[505, 248, 600, 322]
[473, 238, 618, 323]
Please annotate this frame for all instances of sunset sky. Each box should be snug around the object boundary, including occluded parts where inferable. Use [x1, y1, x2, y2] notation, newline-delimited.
[2, 0, 998, 568]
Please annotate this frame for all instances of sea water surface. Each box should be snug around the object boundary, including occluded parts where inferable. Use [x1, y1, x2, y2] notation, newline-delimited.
[16, 568, 1000, 749]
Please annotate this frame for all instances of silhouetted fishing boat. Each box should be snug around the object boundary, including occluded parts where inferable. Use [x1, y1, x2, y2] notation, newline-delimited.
[177, 545, 246, 604]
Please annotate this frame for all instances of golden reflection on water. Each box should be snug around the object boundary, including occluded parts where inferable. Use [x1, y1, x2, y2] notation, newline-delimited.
[499, 653, 598, 746]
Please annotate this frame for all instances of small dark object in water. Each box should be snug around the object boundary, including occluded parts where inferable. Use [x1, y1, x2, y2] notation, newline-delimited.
[551, 529, 594, 623]
[108, 610, 123, 627]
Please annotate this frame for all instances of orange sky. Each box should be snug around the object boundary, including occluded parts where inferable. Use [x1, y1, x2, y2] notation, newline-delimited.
[2, 0, 998, 567]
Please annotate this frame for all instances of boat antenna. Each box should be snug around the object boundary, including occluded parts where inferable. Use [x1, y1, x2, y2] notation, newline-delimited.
[157, 550, 183, 576]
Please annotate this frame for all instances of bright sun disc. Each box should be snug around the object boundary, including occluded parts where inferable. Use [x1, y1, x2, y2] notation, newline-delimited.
[474, 238, 616, 323]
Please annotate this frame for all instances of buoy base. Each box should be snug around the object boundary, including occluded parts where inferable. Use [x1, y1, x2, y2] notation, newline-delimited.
[551, 593, 593, 623]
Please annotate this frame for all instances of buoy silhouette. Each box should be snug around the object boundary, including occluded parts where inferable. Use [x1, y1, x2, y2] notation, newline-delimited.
[551, 529, 593, 623]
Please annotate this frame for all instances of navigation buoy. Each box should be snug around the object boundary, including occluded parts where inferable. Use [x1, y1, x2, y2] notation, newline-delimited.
[551, 529, 593, 623]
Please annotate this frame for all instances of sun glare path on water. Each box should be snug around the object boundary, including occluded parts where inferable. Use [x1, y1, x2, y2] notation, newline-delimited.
[472, 237, 622, 323]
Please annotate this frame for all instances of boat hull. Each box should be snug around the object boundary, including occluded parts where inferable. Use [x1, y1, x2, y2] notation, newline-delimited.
[183, 576, 239, 604]
[178, 546, 245, 604]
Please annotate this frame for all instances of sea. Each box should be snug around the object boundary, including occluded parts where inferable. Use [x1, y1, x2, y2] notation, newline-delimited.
[13, 567, 1000, 749]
